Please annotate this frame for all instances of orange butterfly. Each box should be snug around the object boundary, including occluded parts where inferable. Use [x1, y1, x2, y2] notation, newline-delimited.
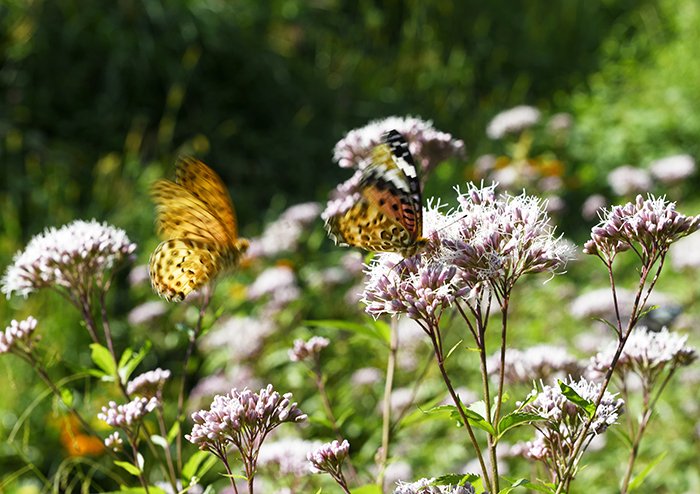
[149, 157, 248, 302]
[325, 130, 427, 257]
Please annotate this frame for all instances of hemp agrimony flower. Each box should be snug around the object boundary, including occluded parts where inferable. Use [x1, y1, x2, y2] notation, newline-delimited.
[98, 396, 159, 429]
[308, 439, 351, 492]
[486, 105, 541, 139]
[487, 345, 583, 385]
[289, 336, 330, 362]
[583, 194, 700, 261]
[394, 477, 475, 494]
[104, 431, 124, 452]
[520, 378, 624, 484]
[1, 219, 136, 299]
[186, 385, 306, 492]
[126, 368, 172, 399]
[0, 316, 38, 355]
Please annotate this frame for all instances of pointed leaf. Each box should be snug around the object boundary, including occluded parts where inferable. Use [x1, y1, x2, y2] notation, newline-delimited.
[351, 485, 383, 494]
[182, 450, 210, 479]
[305, 319, 390, 344]
[444, 339, 464, 361]
[627, 451, 666, 492]
[559, 380, 596, 418]
[90, 343, 116, 376]
[114, 460, 142, 476]
[500, 477, 555, 493]
[497, 412, 545, 437]
[433, 473, 480, 486]
[118, 342, 151, 384]
[150, 434, 169, 451]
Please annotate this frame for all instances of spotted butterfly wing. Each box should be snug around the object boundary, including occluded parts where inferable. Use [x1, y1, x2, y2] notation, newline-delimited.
[149, 158, 248, 302]
[326, 130, 427, 257]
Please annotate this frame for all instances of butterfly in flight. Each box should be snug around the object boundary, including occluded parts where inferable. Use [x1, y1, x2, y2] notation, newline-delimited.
[325, 129, 428, 257]
[149, 157, 248, 302]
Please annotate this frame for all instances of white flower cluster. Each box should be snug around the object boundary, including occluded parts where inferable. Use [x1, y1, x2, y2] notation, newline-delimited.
[126, 368, 172, 398]
[98, 396, 159, 428]
[486, 105, 541, 139]
[394, 477, 475, 494]
[2, 219, 136, 298]
[0, 316, 38, 354]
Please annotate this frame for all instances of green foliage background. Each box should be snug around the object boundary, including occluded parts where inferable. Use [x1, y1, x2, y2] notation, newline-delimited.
[1, 0, 699, 492]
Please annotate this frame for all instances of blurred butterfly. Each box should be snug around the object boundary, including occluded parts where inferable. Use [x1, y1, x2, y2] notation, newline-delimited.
[149, 157, 248, 302]
[325, 129, 428, 257]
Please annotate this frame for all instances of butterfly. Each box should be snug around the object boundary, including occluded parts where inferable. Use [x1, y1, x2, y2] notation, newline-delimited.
[325, 129, 428, 257]
[149, 157, 248, 302]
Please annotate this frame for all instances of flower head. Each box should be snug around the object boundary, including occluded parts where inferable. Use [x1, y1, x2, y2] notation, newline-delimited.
[308, 439, 351, 486]
[2, 219, 136, 299]
[361, 253, 458, 322]
[333, 116, 465, 177]
[487, 345, 583, 385]
[583, 195, 700, 261]
[186, 385, 306, 460]
[440, 184, 574, 293]
[127, 368, 171, 398]
[589, 327, 697, 380]
[98, 396, 159, 429]
[258, 438, 323, 476]
[289, 336, 330, 362]
[0, 316, 38, 355]
[486, 105, 541, 139]
[104, 431, 124, 452]
[649, 154, 696, 184]
[394, 477, 475, 494]
[607, 165, 652, 196]
[523, 377, 624, 439]
[248, 202, 321, 259]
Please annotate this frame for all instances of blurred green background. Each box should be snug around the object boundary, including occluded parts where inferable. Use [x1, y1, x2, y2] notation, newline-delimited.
[2, 0, 700, 492]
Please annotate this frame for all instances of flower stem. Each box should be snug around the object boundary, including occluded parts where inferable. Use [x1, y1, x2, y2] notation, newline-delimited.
[176, 288, 212, 471]
[377, 317, 398, 488]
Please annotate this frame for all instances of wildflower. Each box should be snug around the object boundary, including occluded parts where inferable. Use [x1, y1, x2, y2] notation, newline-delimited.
[126, 368, 171, 399]
[487, 345, 583, 385]
[333, 116, 465, 177]
[649, 154, 696, 184]
[522, 377, 624, 444]
[186, 385, 306, 458]
[394, 477, 475, 494]
[589, 327, 697, 379]
[98, 396, 159, 429]
[583, 195, 700, 261]
[288, 336, 330, 362]
[321, 170, 363, 220]
[581, 194, 607, 221]
[258, 438, 323, 476]
[547, 113, 573, 134]
[0, 316, 38, 355]
[248, 265, 301, 313]
[670, 232, 700, 270]
[362, 253, 458, 322]
[127, 300, 167, 325]
[247, 202, 321, 258]
[486, 105, 541, 139]
[441, 184, 574, 293]
[200, 316, 276, 361]
[2, 219, 136, 299]
[104, 431, 124, 452]
[128, 264, 150, 287]
[308, 439, 350, 484]
[351, 367, 383, 386]
[606, 165, 651, 196]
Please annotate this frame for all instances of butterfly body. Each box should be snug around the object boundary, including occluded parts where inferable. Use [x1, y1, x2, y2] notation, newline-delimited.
[326, 130, 427, 257]
[150, 158, 248, 302]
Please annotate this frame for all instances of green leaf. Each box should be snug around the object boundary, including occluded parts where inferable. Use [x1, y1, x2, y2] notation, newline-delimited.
[118, 342, 151, 384]
[90, 343, 116, 377]
[499, 478, 554, 493]
[433, 473, 480, 486]
[305, 319, 390, 344]
[351, 485, 383, 494]
[114, 460, 142, 476]
[182, 450, 210, 479]
[627, 451, 666, 492]
[558, 380, 595, 418]
[167, 421, 181, 443]
[429, 403, 496, 435]
[497, 412, 545, 438]
[444, 339, 464, 361]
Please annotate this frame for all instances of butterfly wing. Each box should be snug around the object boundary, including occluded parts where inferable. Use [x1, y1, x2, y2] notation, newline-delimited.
[149, 239, 226, 302]
[326, 197, 417, 254]
[175, 157, 239, 241]
[325, 130, 425, 256]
